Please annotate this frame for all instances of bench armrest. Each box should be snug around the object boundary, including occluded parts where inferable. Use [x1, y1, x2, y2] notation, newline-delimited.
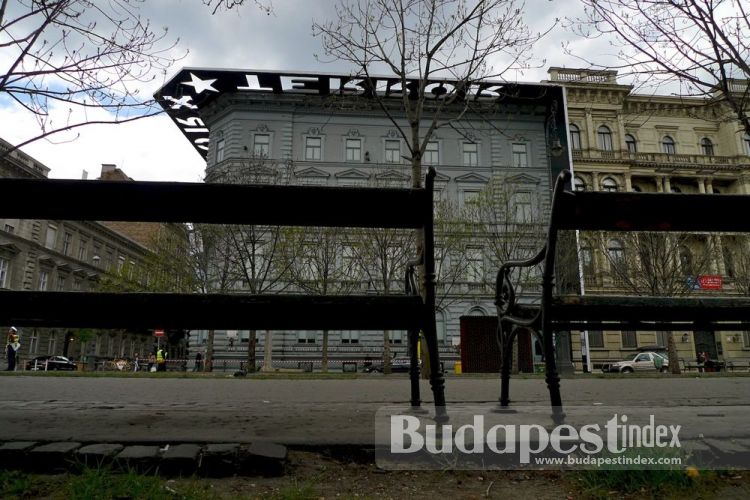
[494, 245, 546, 316]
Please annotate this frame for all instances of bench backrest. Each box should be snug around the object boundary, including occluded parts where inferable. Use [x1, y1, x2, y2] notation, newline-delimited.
[0, 169, 437, 332]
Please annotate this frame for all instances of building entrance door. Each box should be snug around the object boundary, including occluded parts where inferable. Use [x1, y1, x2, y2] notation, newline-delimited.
[694, 330, 717, 360]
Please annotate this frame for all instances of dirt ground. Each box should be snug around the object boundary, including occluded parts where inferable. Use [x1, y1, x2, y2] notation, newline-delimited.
[164, 451, 750, 500]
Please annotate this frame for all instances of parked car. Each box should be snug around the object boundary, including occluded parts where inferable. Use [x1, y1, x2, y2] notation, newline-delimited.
[26, 355, 77, 371]
[364, 357, 418, 373]
[601, 351, 669, 373]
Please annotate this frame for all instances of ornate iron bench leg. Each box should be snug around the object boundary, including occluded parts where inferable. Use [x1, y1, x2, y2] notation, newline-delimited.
[408, 328, 421, 408]
[423, 310, 447, 422]
[542, 321, 564, 423]
[498, 319, 516, 408]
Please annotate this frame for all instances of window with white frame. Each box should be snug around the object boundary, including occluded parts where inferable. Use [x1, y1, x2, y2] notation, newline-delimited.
[341, 330, 360, 344]
[462, 142, 478, 166]
[345, 138, 362, 162]
[297, 331, 317, 344]
[385, 139, 401, 163]
[569, 124, 582, 150]
[78, 238, 88, 261]
[117, 256, 126, 274]
[216, 138, 225, 163]
[466, 247, 483, 282]
[601, 177, 618, 192]
[436, 311, 447, 344]
[0, 257, 8, 288]
[45, 224, 57, 249]
[29, 330, 38, 354]
[253, 133, 270, 157]
[423, 141, 439, 165]
[305, 136, 322, 160]
[62, 232, 72, 255]
[511, 143, 528, 167]
[597, 125, 613, 151]
[389, 331, 404, 344]
[513, 192, 533, 223]
[48, 332, 57, 355]
[38, 270, 49, 291]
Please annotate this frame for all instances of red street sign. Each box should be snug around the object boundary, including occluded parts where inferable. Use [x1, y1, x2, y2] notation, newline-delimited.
[154, 329, 165, 337]
[698, 275, 722, 290]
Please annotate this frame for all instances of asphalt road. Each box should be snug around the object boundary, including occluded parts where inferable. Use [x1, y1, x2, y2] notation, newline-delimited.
[1, 375, 748, 445]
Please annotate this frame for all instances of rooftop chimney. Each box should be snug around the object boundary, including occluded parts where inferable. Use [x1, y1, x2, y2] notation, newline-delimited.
[101, 164, 117, 175]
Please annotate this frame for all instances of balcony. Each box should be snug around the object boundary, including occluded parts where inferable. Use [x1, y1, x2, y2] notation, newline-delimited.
[571, 149, 747, 167]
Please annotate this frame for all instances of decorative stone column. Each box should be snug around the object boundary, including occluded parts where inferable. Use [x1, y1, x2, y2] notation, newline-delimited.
[624, 173, 632, 192]
[592, 171, 600, 192]
[698, 178, 706, 194]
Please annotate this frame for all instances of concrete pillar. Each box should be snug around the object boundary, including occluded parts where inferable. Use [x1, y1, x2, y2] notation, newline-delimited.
[592, 171, 600, 191]
[698, 178, 706, 194]
[585, 110, 596, 150]
[705, 178, 714, 194]
[663, 176, 672, 193]
[624, 172, 632, 192]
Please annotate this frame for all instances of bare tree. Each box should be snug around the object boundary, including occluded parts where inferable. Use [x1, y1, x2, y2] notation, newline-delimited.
[572, 0, 750, 134]
[313, 0, 551, 189]
[0, 0, 182, 153]
[589, 231, 717, 373]
[281, 226, 360, 372]
[203, 0, 273, 15]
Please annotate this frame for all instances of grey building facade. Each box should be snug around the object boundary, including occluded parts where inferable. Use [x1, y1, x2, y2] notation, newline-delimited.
[157, 69, 568, 370]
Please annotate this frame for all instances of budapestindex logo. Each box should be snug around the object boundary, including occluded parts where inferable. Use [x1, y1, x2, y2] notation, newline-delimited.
[390, 413, 681, 464]
[371, 405, 729, 470]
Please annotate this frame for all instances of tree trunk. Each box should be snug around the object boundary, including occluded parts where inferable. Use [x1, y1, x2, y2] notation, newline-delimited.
[262, 330, 273, 372]
[247, 329, 256, 372]
[383, 330, 392, 374]
[668, 332, 681, 374]
[205, 329, 215, 372]
[321, 329, 329, 372]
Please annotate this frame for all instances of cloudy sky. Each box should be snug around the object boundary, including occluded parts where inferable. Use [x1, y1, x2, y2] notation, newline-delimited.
[0, 0, 589, 183]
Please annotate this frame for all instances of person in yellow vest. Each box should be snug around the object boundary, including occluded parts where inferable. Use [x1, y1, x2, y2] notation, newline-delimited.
[156, 347, 167, 372]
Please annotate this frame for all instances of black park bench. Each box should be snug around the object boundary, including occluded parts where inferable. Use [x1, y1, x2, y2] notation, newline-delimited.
[495, 169, 750, 422]
[0, 168, 446, 418]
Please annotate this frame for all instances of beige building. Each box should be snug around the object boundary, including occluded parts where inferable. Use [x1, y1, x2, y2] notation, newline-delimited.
[0, 139, 164, 367]
[547, 68, 750, 370]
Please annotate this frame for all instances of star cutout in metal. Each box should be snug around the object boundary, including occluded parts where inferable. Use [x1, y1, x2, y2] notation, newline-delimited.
[181, 73, 219, 94]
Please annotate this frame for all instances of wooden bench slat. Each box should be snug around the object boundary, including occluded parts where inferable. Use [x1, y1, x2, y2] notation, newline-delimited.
[0, 178, 429, 229]
[557, 190, 750, 233]
[0, 291, 423, 330]
[550, 295, 750, 330]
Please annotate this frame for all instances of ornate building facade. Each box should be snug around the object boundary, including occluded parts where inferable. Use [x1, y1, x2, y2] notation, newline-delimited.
[548, 67, 750, 370]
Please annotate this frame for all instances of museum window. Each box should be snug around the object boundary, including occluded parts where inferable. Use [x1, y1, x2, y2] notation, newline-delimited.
[466, 247, 484, 283]
[345, 138, 362, 162]
[341, 331, 360, 344]
[384, 139, 401, 163]
[597, 125, 613, 151]
[625, 134, 637, 153]
[305, 136, 322, 161]
[512, 143, 528, 168]
[621, 330, 637, 348]
[45, 224, 57, 249]
[700, 137, 714, 156]
[574, 176, 586, 192]
[601, 177, 618, 192]
[0, 257, 9, 288]
[662, 136, 676, 155]
[743, 331, 750, 348]
[38, 270, 49, 291]
[215, 138, 225, 163]
[56, 276, 66, 291]
[62, 232, 72, 255]
[253, 134, 270, 157]
[463, 142, 478, 166]
[569, 124, 582, 150]
[423, 141, 439, 165]
[589, 330, 604, 348]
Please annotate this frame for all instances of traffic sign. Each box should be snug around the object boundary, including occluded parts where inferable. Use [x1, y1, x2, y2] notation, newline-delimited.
[154, 329, 165, 337]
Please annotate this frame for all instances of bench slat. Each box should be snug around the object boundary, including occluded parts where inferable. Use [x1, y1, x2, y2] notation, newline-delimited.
[0, 291, 423, 330]
[0, 178, 429, 229]
[550, 295, 750, 330]
[556, 190, 750, 233]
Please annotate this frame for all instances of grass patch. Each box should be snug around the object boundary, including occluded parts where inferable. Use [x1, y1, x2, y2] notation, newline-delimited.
[66, 468, 167, 500]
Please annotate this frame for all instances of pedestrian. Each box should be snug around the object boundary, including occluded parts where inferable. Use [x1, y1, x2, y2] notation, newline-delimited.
[194, 351, 203, 372]
[156, 347, 167, 372]
[147, 353, 155, 372]
[133, 352, 140, 372]
[5, 327, 20, 371]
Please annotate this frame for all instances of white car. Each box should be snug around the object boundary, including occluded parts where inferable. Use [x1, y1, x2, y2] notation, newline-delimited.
[602, 351, 669, 373]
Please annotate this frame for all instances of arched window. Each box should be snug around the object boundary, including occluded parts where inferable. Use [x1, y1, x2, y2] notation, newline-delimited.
[574, 176, 586, 192]
[597, 125, 613, 151]
[679, 246, 693, 276]
[700, 138, 714, 156]
[569, 124, 582, 150]
[607, 239, 625, 270]
[670, 186, 682, 193]
[662, 136, 676, 155]
[601, 177, 618, 192]
[436, 310, 447, 344]
[624, 134, 637, 153]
